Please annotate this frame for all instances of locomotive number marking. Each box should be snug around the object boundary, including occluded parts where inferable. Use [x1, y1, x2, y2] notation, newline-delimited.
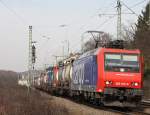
[115, 82, 129, 86]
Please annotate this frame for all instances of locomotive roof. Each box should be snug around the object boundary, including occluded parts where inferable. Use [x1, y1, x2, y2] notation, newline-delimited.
[79, 48, 101, 59]
[78, 47, 140, 59]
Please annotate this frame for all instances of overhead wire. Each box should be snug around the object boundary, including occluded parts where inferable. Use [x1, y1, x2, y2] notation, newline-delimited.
[95, 15, 116, 30]
[95, 0, 146, 32]
[0, 0, 147, 54]
[0, 0, 52, 56]
[70, 15, 116, 53]
[121, 1, 139, 17]
[78, 0, 117, 30]
[70, 0, 118, 52]
[89, 0, 116, 19]
[72, 0, 147, 53]
[130, 0, 147, 8]
[0, 0, 54, 67]
[73, 10, 116, 52]
[0, 0, 50, 40]
[0, 0, 28, 25]
[64, 0, 147, 53]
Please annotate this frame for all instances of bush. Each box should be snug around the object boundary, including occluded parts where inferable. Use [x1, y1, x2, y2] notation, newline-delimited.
[144, 68, 150, 78]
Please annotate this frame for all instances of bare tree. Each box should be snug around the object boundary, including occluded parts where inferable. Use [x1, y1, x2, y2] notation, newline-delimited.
[82, 31, 112, 52]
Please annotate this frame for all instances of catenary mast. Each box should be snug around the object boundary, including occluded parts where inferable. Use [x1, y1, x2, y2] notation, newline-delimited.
[117, 0, 122, 40]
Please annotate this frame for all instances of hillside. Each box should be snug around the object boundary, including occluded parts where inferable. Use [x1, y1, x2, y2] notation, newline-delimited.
[0, 70, 69, 115]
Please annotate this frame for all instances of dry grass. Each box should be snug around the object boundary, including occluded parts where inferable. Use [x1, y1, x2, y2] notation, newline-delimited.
[143, 76, 150, 99]
[0, 70, 69, 115]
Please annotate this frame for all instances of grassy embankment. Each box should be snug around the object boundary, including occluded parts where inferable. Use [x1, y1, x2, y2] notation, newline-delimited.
[0, 70, 69, 115]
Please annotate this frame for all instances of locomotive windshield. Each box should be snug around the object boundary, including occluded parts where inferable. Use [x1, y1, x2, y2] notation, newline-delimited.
[105, 53, 140, 72]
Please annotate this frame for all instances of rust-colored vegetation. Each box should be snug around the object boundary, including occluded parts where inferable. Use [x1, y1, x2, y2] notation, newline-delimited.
[0, 70, 69, 115]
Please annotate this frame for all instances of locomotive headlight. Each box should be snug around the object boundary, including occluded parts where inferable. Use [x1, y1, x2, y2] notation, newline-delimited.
[105, 81, 112, 85]
[105, 81, 110, 85]
[134, 82, 138, 86]
[131, 82, 139, 86]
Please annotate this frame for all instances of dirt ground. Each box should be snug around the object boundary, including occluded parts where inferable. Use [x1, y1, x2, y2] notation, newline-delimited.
[143, 76, 150, 99]
[0, 70, 120, 115]
[39, 91, 121, 115]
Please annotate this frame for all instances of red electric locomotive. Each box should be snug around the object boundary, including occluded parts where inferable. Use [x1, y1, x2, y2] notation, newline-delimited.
[71, 48, 144, 107]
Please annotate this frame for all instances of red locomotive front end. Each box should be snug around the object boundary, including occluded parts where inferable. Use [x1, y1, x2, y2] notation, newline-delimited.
[97, 48, 144, 106]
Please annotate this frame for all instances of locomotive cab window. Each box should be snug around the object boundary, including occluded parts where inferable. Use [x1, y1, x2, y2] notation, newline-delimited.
[105, 53, 140, 72]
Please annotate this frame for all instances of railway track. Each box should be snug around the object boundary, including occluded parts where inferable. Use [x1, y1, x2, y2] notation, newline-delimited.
[66, 94, 150, 115]
[65, 97, 150, 115]
[85, 102, 150, 115]
[67, 99, 150, 115]
[110, 100, 150, 115]
[35, 87, 150, 115]
[103, 108, 149, 115]
[141, 100, 150, 107]
[99, 100, 150, 115]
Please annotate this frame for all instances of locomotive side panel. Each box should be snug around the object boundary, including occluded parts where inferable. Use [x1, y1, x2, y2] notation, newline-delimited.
[71, 55, 98, 92]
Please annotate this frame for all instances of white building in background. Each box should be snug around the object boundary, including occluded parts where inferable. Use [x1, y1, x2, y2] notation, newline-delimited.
[17, 70, 44, 87]
[18, 74, 29, 87]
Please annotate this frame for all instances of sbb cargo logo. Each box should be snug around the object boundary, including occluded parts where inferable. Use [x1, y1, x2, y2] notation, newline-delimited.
[115, 82, 129, 86]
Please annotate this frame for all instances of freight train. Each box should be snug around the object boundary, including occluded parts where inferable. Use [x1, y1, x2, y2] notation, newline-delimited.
[34, 48, 144, 107]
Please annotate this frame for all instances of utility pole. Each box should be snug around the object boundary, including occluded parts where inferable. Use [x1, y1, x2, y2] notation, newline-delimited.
[67, 40, 70, 56]
[53, 55, 65, 64]
[28, 26, 37, 88]
[61, 40, 69, 59]
[62, 45, 64, 60]
[59, 25, 70, 57]
[28, 25, 32, 93]
[31, 42, 36, 86]
[149, 0, 150, 29]
[117, 0, 122, 40]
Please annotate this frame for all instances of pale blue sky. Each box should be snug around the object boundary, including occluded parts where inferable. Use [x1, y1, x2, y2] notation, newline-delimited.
[0, 0, 148, 71]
